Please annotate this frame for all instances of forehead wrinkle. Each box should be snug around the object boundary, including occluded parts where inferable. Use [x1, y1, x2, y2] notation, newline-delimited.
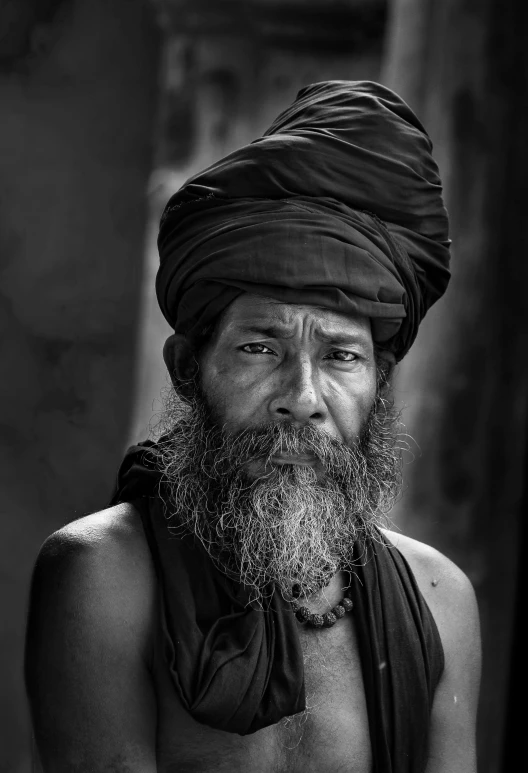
[219, 295, 372, 346]
[232, 323, 296, 340]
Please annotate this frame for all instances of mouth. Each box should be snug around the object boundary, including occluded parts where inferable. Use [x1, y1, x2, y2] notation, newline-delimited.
[270, 454, 318, 467]
[243, 453, 323, 480]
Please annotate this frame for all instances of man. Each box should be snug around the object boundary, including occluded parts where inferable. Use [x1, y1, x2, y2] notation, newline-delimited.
[25, 81, 481, 772]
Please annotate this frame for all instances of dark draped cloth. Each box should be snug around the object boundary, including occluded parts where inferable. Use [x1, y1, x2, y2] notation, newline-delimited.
[110, 442, 445, 772]
[157, 81, 451, 361]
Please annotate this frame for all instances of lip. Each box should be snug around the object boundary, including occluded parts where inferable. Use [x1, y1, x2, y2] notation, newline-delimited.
[271, 454, 317, 466]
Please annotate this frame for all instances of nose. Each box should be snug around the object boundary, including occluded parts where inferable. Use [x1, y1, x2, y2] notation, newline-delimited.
[268, 354, 327, 424]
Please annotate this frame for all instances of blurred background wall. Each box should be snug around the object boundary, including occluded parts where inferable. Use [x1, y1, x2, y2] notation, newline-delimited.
[1, 0, 526, 771]
[0, 1, 159, 769]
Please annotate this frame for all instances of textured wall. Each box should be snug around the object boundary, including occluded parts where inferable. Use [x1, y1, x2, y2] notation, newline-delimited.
[382, 1, 528, 770]
[0, 2, 158, 769]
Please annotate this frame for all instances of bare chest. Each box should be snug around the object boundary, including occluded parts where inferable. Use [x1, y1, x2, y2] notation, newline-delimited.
[153, 616, 372, 773]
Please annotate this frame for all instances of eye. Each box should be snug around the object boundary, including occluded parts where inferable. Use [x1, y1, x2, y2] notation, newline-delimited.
[240, 343, 276, 355]
[325, 350, 358, 362]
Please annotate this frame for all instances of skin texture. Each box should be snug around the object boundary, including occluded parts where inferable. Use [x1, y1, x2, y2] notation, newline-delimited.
[197, 296, 378, 444]
[25, 296, 481, 772]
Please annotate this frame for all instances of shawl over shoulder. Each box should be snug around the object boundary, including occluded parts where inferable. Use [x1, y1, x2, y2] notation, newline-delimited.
[110, 441, 444, 773]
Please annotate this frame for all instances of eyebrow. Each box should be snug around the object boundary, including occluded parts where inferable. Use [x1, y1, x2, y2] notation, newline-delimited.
[315, 329, 370, 347]
[234, 323, 371, 347]
[237, 324, 295, 339]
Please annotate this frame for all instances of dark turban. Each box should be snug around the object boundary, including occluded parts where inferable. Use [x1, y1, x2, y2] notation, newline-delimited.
[157, 80, 450, 360]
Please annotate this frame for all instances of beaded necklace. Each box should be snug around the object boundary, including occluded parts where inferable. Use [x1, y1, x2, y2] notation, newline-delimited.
[290, 582, 354, 628]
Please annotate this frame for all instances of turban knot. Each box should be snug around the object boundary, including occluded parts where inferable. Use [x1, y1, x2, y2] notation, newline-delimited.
[157, 80, 450, 360]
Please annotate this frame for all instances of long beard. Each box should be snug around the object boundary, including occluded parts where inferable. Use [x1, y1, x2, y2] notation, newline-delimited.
[152, 382, 402, 601]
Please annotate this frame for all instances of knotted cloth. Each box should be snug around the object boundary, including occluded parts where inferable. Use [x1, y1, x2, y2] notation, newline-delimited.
[110, 442, 445, 771]
[157, 80, 450, 360]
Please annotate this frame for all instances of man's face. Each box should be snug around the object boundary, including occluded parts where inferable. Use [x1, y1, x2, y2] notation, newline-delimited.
[199, 295, 378, 457]
[156, 295, 399, 600]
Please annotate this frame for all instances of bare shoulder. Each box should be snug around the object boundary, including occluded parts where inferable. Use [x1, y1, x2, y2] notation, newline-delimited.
[37, 501, 152, 576]
[380, 527, 478, 625]
[29, 501, 156, 663]
[26, 503, 158, 771]
[41, 500, 149, 560]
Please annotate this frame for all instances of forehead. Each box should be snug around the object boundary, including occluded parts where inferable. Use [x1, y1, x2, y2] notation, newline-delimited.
[216, 294, 372, 341]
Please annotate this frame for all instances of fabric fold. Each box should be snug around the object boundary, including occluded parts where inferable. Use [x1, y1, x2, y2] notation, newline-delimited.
[110, 441, 444, 770]
[156, 80, 451, 360]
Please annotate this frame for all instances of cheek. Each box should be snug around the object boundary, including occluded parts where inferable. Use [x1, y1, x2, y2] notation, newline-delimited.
[200, 361, 266, 428]
[326, 377, 377, 442]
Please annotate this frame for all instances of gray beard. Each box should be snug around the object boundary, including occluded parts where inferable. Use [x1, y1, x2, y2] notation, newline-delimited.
[152, 382, 402, 601]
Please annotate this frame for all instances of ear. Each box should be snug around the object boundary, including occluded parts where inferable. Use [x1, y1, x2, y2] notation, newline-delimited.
[375, 348, 397, 382]
[163, 334, 197, 387]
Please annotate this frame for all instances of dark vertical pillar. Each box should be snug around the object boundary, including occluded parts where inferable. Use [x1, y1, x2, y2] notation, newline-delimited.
[0, 2, 159, 769]
[382, 1, 528, 770]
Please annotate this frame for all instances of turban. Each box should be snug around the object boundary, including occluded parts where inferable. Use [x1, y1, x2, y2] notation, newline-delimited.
[157, 80, 450, 360]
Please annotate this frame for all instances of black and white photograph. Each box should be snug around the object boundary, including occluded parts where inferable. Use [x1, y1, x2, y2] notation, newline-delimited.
[1, 1, 526, 771]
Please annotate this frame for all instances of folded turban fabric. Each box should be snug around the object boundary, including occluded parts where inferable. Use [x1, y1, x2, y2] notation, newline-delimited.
[157, 80, 451, 360]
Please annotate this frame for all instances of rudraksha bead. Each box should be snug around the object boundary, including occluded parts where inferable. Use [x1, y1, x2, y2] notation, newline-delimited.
[290, 584, 354, 628]
[295, 606, 311, 623]
[323, 612, 337, 627]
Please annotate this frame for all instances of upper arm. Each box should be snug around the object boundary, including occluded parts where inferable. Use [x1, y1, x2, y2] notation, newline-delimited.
[383, 530, 481, 773]
[425, 563, 481, 773]
[25, 507, 158, 772]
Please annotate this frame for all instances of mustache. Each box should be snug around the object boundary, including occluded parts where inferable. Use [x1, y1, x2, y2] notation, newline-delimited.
[151, 380, 403, 599]
[199, 420, 364, 479]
